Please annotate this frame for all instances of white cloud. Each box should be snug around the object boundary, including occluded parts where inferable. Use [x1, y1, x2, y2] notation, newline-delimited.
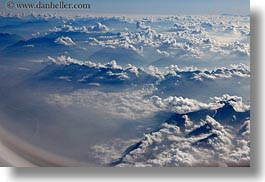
[136, 21, 147, 30]
[46, 56, 250, 87]
[0, 13, 250, 167]
[150, 94, 250, 114]
[47, 85, 159, 120]
[210, 94, 250, 112]
[156, 49, 170, 57]
[88, 94, 250, 167]
[47, 55, 82, 65]
[150, 95, 220, 114]
[45, 56, 157, 85]
[54, 36, 76, 46]
[88, 22, 109, 32]
[163, 64, 250, 82]
[102, 115, 249, 167]
[50, 24, 88, 33]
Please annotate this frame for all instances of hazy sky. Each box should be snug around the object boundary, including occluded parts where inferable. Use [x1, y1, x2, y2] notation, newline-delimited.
[0, 0, 249, 15]
[89, 0, 249, 15]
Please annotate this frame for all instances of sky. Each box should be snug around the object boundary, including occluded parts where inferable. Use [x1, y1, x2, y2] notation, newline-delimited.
[0, 0, 249, 15]
[89, 0, 249, 15]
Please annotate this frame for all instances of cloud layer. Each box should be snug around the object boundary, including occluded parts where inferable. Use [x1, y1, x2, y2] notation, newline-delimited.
[41, 55, 250, 88]
[89, 95, 250, 167]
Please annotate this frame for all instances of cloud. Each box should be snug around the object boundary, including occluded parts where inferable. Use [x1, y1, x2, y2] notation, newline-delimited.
[108, 114, 249, 167]
[150, 95, 220, 114]
[136, 21, 147, 30]
[150, 94, 249, 114]
[44, 56, 159, 86]
[47, 55, 82, 65]
[50, 24, 88, 33]
[173, 23, 188, 31]
[54, 36, 76, 46]
[163, 63, 250, 82]
[156, 49, 170, 57]
[116, 118, 249, 167]
[42, 15, 248, 61]
[45, 56, 250, 88]
[88, 22, 109, 32]
[201, 22, 213, 30]
[0, 13, 250, 167]
[88, 95, 250, 167]
[2, 14, 250, 62]
[210, 94, 250, 112]
[46, 85, 159, 120]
